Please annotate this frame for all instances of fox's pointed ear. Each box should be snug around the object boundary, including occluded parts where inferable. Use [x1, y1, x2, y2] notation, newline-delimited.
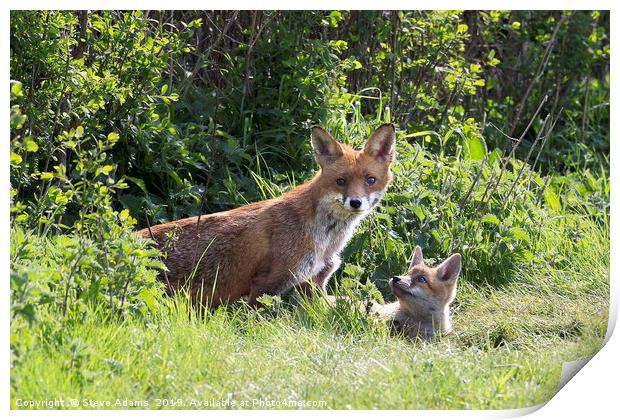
[408, 245, 424, 271]
[436, 253, 461, 284]
[364, 123, 395, 163]
[311, 126, 343, 167]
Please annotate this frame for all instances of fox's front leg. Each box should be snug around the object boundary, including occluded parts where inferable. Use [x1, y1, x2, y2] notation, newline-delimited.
[246, 258, 307, 306]
[296, 254, 341, 297]
[246, 271, 283, 307]
[313, 254, 342, 291]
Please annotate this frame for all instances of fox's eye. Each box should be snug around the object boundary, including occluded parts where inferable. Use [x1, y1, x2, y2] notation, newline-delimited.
[366, 176, 376, 186]
[417, 276, 427, 284]
[336, 178, 346, 186]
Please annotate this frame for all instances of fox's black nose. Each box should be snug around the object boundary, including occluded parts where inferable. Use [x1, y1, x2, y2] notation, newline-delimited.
[350, 199, 362, 209]
[391, 276, 401, 283]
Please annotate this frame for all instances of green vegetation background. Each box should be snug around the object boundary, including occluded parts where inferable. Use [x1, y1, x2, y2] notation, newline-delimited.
[10, 11, 610, 409]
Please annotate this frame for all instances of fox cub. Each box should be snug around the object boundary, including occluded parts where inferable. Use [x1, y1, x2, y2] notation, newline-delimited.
[372, 246, 461, 340]
[139, 124, 396, 307]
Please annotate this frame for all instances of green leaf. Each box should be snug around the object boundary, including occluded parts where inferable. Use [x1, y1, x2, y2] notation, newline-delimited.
[125, 176, 149, 195]
[465, 136, 486, 160]
[10, 151, 22, 166]
[138, 289, 157, 313]
[400, 130, 441, 142]
[10, 81, 23, 97]
[64, 140, 77, 150]
[328, 39, 348, 53]
[544, 189, 562, 211]
[509, 227, 529, 241]
[24, 138, 39, 152]
[411, 206, 426, 222]
[15, 213, 28, 222]
[481, 214, 500, 225]
[342, 263, 364, 278]
[119, 209, 130, 222]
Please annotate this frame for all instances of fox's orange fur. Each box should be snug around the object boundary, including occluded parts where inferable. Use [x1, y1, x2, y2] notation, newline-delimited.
[372, 246, 461, 340]
[139, 124, 396, 307]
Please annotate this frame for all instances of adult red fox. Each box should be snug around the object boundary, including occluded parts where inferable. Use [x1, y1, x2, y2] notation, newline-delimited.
[139, 124, 396, 307]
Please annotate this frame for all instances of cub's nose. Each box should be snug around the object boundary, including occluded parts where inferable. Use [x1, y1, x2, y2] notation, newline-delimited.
[391, 276, 401, 283]
[349, 198, 362, 209]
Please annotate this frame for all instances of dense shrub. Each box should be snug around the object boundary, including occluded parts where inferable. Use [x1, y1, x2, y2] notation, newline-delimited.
[10, 10, 609, 227]
[10, 218, 163, 324]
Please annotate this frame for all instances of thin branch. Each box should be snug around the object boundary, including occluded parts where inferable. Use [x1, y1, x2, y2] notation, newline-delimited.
[181, 11, 239, 94]
[500, 114, 551, 212]
[508, 14, 566, 136]
[475, 94, 548, 217]
[532, 108, 562, 171]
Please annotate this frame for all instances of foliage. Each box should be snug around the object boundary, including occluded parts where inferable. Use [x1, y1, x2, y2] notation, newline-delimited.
[11, 221, 163, 325]
[10, 10, 609, 225]
[10, 11, 200, 225]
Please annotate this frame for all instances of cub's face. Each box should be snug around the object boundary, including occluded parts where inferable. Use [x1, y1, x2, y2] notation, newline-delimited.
[389, 247, 461, 315]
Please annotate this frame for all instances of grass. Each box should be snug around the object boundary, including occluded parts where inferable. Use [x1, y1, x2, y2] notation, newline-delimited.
[10, 208, 609, 410]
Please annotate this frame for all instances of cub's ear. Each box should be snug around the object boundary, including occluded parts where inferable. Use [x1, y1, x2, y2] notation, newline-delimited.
[408, 245, 424, 271]
[364, 123, 395, 163]
[436, 253, 462, 284]
[311, 126, 343, 167]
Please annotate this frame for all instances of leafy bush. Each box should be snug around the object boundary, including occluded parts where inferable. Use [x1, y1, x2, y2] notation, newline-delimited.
[10, 219, 164, 393]
[11, 219, 163, 324]
[10, 11, 609, 227]
[10, 11, 200, 225]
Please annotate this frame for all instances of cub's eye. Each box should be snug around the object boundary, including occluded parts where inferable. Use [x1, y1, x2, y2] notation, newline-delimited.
[366, 176, 376, 186]
[417, 276, 427, 284]
[336, 178, 346, 186]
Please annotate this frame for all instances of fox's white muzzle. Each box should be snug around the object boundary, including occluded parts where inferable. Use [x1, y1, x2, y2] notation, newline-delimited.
[343, 191, 383, 212]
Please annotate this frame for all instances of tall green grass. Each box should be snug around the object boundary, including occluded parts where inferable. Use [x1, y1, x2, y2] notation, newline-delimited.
[10, 219, 608, 409]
